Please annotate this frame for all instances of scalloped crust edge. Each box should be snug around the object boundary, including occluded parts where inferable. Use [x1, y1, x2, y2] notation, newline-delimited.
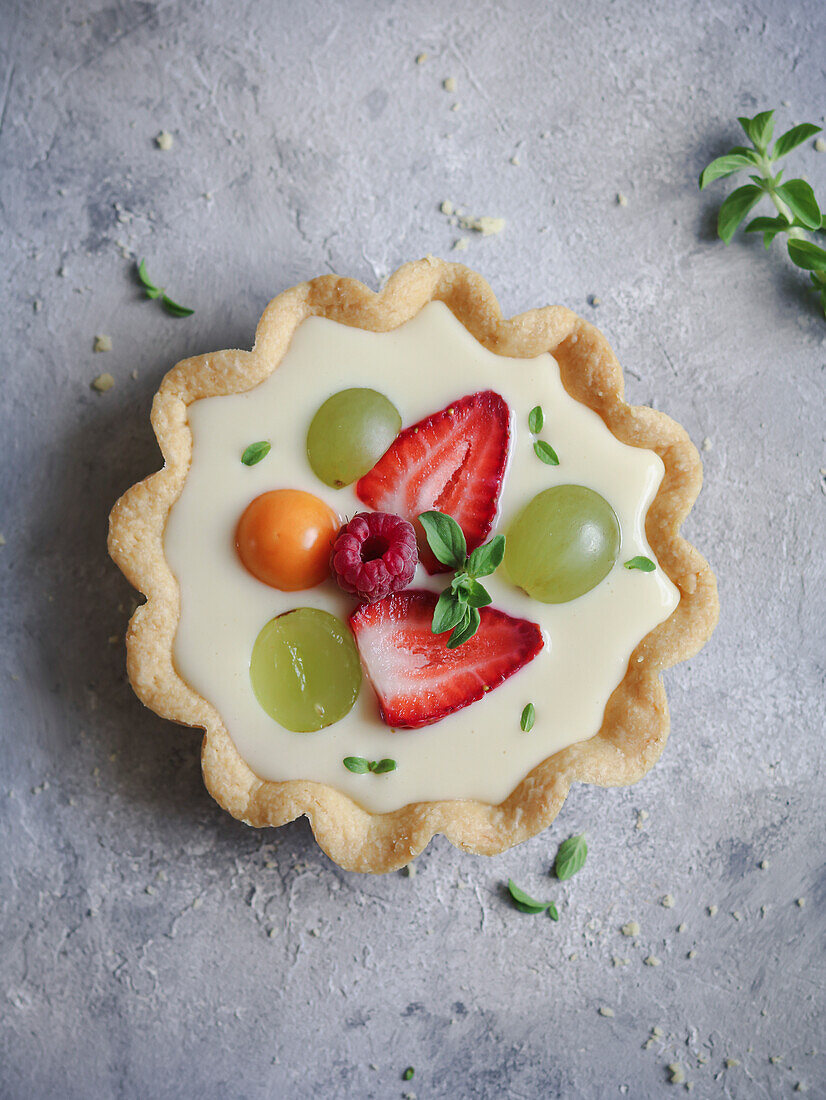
[108, 257, 719, 873]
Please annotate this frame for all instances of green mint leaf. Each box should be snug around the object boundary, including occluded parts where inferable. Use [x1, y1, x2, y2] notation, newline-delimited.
[432, 590, 468, 634]
[466, 534, 505, 577]
[547, 901, 560, 920]
[418, 510, 467, 569]
[717, 184, 763, 243]
[144, 286, 161, 299]
[777, 180, 822, 228]
[520, 703, 535, 732]
[370, 758, 397, 774]
[241, 441, 271, 466]
[402, 1068, 415, 1081]
[534, 440, 560, 465]
[447, 606, 480, 649]
[136, 259, 158, 292]
[343, 756, 370, 774]
[775, 180, 822, 229]
[738, 109, 774, 150]
[554, 834, 588, 880]
[744, 215, 790, 250]
[698, 153, 757, 190]
[624, 555, 656, 572]
[465, 579, 492, 608]
[772, 122, 822, 160]
[507, 879, 555, 915]
[161, 294, 195, 318]
[528, 404, 544, 432]
[787, 239, 826, 273]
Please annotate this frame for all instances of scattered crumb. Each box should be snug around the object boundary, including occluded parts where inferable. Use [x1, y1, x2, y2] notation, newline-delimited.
[93, 334, 112, 353]
[145, 885, 156, 895]
[652, 1027, 664, 1037]
[589, 295, 601, 306]
[443, 77, 457, 93]
[191, 897, 203, 910]
[707, 905, 718, 917]
[724, 1058, 740, 1068]
[156, 130, 174, 150]
[453, 238, 469, 252]
[31, 781, 50, 795]
[440, 200, 455, 216]
[644, 956, 662, 967]
[598, 1006, 615, 1017]
[661, 894, 676, 909]
[770, 1056, 782, 1065]
[687, 950, 697, 959]
[814, 137, 826, 152]
[568, 952, 578, 962]
[268, 928, 277, 939]
[416, 52, 428, 64]
[701, 437, 712, 452]
[760, 905, 768, 918]
[451, 102, 460, 111]
[616, 192, 629, 206]
[131, 369, 139, 380]
[685, 1084, 694, 1092]
[732, 911, 742, 921]
[510, 156, 520, 166]
[796, 897, 806, 908]
[91, 373, 114, 393]
[795, 1084, 807, 1093]
[621, 921, 640, 937]
[309, 928, 320, 937]
[667, 1063, 685, 1084]
[402, 864, 417, 878]
[457, 214, 505, 236]
[635, 809, 649, 830]
[759, 859, 769, 870]
[0, 534, 5, 546]
[612, 956, 630, 967]
[33, 299, 42, 312]
[677, 923, 687, 933]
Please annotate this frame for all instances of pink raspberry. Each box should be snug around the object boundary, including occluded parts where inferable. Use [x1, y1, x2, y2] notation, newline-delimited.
[331, 512, 418, 603]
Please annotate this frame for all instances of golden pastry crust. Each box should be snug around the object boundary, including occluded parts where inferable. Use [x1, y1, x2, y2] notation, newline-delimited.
[108, 258, 718, 873]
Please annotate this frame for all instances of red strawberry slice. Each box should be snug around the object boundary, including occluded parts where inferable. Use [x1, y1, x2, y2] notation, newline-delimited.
[349, 590, 543, 729]
[356, 390, 510, 573]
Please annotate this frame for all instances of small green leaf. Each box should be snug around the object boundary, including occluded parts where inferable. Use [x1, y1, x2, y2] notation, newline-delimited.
[528, 404, 544, 432]
[520, 703, 535, 732]
[507, 879, 555, 915]
[554, 834, 588, 880]
[136, 258, 158, 292]
[466, 534, 506, 577]
[447, 606, 480, 649]
[144, 286, 161, 299]
[402, 1068, 415, 1081]
[738, 110, 774, 150]
[534, 440, 560, 466]
[547, 902, 560, 921]
[717, 184, 763, 243]
[241, 441, 271, 466]
[370, 758, 397, 774]
[775, 180, 822, 229]
[450, 572, 472, 599]
[624, 555, 656, 572]
[465, 579, 492, 608]
[698, 153, 756, 190]
[161, 294, 195, 318]
[744, 214, 790, 250]
[343, 756, 370, 774]
[418, 510, 467, 569]
[432, 590, 468, 634]
[772, 122, 822, 160]
[787, 238, 826, 273]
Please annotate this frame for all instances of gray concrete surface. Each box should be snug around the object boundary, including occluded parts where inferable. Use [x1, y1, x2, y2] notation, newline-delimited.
[1, 1, 825, 1097]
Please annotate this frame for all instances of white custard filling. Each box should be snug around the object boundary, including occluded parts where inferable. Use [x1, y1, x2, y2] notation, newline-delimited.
[164, 302, 679, 813]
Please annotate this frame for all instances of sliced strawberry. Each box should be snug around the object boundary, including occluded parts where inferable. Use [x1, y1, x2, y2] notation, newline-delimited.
[356, 390, 510, 573]
[349, 590, 543, 729]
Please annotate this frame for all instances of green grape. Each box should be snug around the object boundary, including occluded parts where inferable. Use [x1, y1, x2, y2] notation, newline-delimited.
[505, 485, 620, 604]
[250, 608, 361, 732]
[307, 388, 401, 488]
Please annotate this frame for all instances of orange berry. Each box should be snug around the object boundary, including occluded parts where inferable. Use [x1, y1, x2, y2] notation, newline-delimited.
[235, 490, 339, 591]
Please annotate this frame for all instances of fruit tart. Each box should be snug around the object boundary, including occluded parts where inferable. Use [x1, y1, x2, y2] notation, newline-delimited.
[109, 258, 718, 873]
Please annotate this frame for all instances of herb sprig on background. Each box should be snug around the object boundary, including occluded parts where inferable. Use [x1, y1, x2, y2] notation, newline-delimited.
[137, 259, 195, 317]
[699, 110, 826, 318]
[418, 511, 505, 648]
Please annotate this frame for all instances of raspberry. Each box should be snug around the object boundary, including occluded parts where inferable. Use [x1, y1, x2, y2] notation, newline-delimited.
[331, 512, 418, 603]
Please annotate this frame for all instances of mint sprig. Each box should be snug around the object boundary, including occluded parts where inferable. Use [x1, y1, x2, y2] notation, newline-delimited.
[136, 259, 195, 318]
[343, 757, 397, 775]
[418, 511, 505, 648]
[699, 110, 826, 318]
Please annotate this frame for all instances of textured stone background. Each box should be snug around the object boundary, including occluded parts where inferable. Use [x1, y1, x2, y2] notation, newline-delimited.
[1, 0, 825, 1097]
